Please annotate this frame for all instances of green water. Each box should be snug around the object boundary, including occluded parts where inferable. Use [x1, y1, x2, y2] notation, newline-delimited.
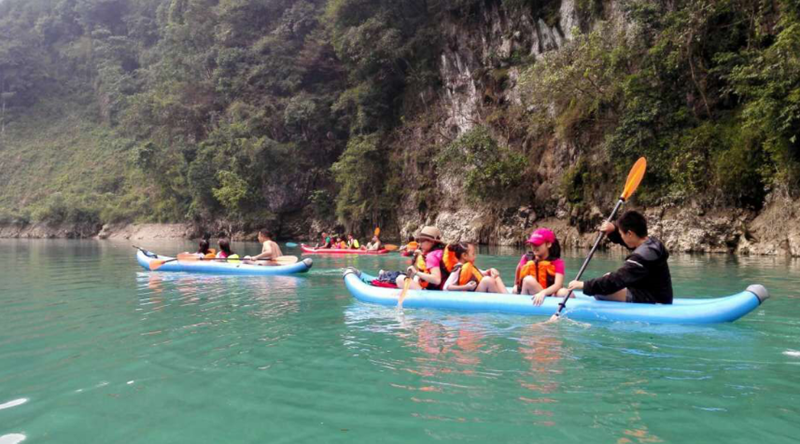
[1, 239, 799, 443]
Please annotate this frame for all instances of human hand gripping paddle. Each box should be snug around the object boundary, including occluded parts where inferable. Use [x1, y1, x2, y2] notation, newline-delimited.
[149, 253, 299, 271]
[548, 157, 647, 322]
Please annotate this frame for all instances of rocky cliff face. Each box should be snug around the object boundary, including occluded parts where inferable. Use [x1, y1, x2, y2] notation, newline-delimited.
[3, 0, 799, 258]
[393, 0, 800, 257]
[397, 0, 596, 246]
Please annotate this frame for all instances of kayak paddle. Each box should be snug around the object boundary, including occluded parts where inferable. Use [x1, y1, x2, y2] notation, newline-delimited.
[383, 244, 399, 251]
[398, 273, 412, 308]
[398, 251, 420, 307]
[285, 242, 298, 248]
[549, 157, 647, 321]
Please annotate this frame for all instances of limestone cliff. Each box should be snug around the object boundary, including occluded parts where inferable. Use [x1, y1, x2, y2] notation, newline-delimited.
[391, 0, 799, 257]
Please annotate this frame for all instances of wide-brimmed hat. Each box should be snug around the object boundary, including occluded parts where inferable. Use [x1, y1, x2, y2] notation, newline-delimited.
[416, 226, 444, 244]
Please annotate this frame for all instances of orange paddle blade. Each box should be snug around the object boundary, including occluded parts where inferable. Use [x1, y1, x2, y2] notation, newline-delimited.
[384, 244, 398, 251]
[374, 227, 381, 236]
[620, 157, 647, 201]
[177, 253, 201, 261]
[149, 260, 167, 271]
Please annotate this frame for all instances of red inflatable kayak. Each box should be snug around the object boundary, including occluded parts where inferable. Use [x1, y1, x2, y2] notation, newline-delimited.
[300, 245, 389, 255]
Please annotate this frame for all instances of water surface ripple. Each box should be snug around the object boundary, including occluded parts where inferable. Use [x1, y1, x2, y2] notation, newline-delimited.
[1, 240, 798, 443]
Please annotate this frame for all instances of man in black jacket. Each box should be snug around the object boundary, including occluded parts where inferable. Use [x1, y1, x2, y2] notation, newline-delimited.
[567, 211, 673, 304]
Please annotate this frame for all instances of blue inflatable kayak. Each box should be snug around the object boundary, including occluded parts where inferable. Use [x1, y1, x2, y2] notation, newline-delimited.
[136, 250, 313, 275]
[343, 268, 768, 324]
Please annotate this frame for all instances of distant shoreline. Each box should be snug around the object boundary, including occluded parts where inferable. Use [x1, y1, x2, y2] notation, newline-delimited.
[2, 220, 799, 258]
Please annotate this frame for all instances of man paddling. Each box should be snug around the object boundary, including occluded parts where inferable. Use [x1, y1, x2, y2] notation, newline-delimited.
[244, 229, 283, 265]
[566, 211, 673, 304]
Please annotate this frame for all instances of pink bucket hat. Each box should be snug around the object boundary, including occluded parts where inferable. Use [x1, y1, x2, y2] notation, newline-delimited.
[526, 228, 556, 246]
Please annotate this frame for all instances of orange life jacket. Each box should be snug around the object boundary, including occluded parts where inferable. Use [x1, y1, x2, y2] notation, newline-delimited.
[413, 253, 430, 289]
[414, 246, 457, 290]
[518, 259, 556, 289]
[442, 246, 457, 273]
[456, 262, 484, 286]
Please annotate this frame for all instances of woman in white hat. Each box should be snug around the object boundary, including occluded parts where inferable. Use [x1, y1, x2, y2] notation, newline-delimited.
[395, 226, 448, 290]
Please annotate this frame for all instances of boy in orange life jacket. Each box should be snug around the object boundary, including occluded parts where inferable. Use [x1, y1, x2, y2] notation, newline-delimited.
[513, 228, 566, 306]
[442, 242, 508, 293]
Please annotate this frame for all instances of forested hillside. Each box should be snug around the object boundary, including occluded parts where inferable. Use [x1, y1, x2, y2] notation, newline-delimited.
[1, 0, 799, 248]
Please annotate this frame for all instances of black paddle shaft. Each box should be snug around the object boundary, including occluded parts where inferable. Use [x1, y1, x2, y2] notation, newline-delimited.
[555, 198, 625, 316]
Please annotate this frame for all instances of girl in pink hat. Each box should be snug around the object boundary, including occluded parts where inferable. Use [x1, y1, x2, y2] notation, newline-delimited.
[513, 228, 566, 306]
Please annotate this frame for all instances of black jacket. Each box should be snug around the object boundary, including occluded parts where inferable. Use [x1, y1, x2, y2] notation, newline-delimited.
[583, 230, 673, 304]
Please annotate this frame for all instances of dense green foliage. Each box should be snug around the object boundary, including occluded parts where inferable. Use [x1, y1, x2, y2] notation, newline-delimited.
[0, 0, 447, 231]
[523, 0, 800, 209]
[438, 126, 526, 203]
[1, 0, 799, 235]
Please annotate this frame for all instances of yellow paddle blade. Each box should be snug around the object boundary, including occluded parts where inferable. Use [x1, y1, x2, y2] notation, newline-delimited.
[383, 244, 398, 251]
[620, 157, 647, 201]
[149, 260, 167, 271]
[271, 255, 298, 265]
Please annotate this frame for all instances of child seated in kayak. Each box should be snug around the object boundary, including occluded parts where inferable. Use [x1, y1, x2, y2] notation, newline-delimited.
[513, 228, 566, 306]
[216, 238, 240, 263]
[195, 239, 216, 259]
[566, 210, 673, 304]
[244, 229, 283, 265]
[395, 226, 446, 290]
[336, 235, 348, 249]
[398, 236, 419, 255]
[442, 242, 507, 293]
[347, 234, 360, 249]
[365, 235, 383, 251]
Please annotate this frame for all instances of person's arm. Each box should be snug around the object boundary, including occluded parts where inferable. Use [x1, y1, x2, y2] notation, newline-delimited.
[542, 273, 565, 296]
[251, 243, 276, 260]
[478, 267, 499, 277]
[445, 281, 478, 292]
[532, 273, 565, 306]
[442, 273, 460, 291]
[414, 266, 442, 287]
[251, 251, 273, 260]
[601, 221, 625, 247]
[582, 256, 649, 295]
[512, 263, 522, 292]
